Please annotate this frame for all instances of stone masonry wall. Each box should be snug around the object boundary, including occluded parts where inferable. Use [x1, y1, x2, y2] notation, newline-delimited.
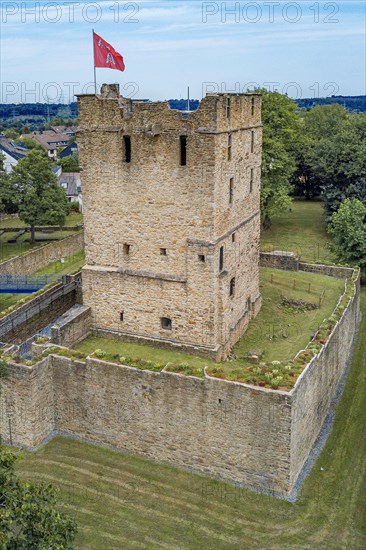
[50, 305, 92, 348]
[78, 88, 262, 360]
[0, 281, 78, 344]
[0, 269, 360, 498]
[0, 232, 84, 275]
[289, 271, 361, 486]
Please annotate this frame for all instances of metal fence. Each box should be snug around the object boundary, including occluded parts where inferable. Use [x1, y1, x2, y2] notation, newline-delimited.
[0, 274, 62, 294]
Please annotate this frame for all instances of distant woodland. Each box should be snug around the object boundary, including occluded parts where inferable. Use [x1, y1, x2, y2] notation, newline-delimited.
[0, 96, 364, 133]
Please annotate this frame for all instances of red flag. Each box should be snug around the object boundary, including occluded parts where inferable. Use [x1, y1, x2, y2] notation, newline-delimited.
[93, 32, 125, 72]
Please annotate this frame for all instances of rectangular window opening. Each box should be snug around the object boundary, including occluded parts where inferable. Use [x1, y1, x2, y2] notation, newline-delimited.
[124, 136, 131, 163]
[198, 254, 206, 263]
[161, 317, 172, 330]
[250, 168, 254, 193]
[229, 177, 234, 204]
[219, 246, 224, 271]
[180, 135, 187, 166]
[123, 243, 130, 255]
[226, 97, 231, 118]
[230, 277, 236, 297]
[228, 134, 232, 161]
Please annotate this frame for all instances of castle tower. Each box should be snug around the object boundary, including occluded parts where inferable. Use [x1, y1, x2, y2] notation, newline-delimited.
[77, 84, 262, 360]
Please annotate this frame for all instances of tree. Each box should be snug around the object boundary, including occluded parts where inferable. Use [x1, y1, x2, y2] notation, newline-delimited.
[0, 171, 19, 214]
[258, 90, 302, 228]
[0, 152, 5, 172]
[3, 129, 20, 142]
[18, 136, 46, 154]
[328, 198, 366, 275]
[57, 154, 80, 173]
[299, 106, 366, 216]
[11, 150, 68, 243]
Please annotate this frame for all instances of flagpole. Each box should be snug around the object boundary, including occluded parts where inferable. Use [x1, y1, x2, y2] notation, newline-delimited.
[92, 28, 97, 95]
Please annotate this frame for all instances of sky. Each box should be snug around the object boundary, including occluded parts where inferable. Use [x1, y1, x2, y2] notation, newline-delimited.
[1, 0, 365, 103]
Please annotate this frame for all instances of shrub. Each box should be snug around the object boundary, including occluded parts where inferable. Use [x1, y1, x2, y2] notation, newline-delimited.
[94, 349, 107, 359]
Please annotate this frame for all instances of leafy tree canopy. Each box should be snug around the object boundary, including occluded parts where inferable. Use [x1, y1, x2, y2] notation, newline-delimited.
[3, 129, 20, 141]
[0, 171, 19, 214]
[11, 150, 68, 242]
[18, 137, 46, 153]
[298, 106, 366, 215]
[257, 90, 302, 227]
[328, 198, 366, 274]
[57, 155, 79, 173]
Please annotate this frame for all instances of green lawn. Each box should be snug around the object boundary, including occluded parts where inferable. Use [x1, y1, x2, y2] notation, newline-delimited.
[0, 212, 83, 229]
[76, 267, 344, 388]
[0, 212, 83, 262]
[15, 288, 366, 549]
[261, 200, 336, 264]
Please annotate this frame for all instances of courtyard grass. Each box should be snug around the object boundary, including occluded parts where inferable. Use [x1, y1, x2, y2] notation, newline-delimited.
[75, 267, 345, 388]
[14, 288, 366, 549]
[261, 200, 336, 264]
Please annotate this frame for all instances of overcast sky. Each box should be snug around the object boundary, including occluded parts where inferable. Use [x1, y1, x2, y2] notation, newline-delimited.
[1, 0, 365, 103]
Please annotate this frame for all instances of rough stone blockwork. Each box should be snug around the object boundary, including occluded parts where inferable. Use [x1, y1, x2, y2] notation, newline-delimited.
[0, 232, 84, 276]
[78, 85, 263, 361]
[0, 279, 79, 344]
[0, 269, 360, 498]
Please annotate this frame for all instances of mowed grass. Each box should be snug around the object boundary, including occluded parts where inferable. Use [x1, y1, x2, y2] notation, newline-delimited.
[261, 200, 336, 264]
[0, 212, 83, 261]
[15, 288, 366, 549]
[0, 212, 83, 229]
[231, 268, 344, 363]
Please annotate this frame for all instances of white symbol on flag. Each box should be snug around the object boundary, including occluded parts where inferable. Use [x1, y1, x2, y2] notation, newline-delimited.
[106, 53, 116, 65]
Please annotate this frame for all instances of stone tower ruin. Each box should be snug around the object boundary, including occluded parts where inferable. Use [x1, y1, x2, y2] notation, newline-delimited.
[77, 84, 262, 360]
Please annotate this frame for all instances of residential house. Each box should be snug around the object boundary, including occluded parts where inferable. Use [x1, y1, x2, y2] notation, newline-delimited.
[0, 136, 28, 172]
[59, 172, 82, 211]
[59, 141, 78, 159]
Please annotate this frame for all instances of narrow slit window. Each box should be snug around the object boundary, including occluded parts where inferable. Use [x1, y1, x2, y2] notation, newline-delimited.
[226, 97, 231, 118]
[219, 246, 224, 271]
[250, 168, 254, 193]
[232, 232, 236, 243]
[251, 97, 255, 116]
[180, 136, 187, 166]
[230, 277, 236, 297]
[228, 134, 232, 161]
[124, 136, 131, 163]
[229, 177, 234, 204]
[161, 317, 172, 330]
[120, 311, 124, 321]
[123, 243, 130, 255]
[251, 130, 255, 153]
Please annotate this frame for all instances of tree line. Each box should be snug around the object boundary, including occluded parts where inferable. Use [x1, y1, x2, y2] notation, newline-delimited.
[261, 90, 366, 276]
